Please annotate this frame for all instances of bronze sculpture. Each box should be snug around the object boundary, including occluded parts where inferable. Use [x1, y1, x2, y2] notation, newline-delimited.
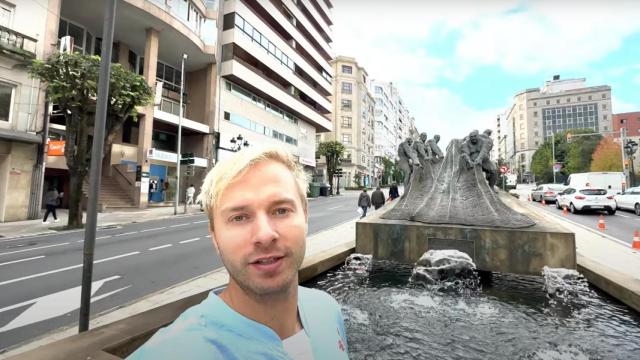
[397, 137, 421, 193]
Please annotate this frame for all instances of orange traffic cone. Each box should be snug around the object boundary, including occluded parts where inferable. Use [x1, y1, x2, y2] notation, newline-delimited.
[527, 194, 532, 201]
[598, 215, 606, 231]
[562, 206, 569, 215]
[632, 230, 640, 250]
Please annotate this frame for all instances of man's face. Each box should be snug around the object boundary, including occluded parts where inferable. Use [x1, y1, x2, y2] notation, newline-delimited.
[470, 133, 478, 144]
[420, 134, 427, 142]
[212, 160, 308, 297]
[434, 135, 440, 143]
[407, 138, 413, 146]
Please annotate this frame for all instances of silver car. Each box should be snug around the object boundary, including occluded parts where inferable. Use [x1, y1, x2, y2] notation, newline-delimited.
[614, 187, 640, 215]
[531, 184, 566, 202]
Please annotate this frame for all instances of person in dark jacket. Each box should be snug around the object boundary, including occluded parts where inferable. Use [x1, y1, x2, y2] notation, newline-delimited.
[358, 188, 372, 218]
[389, 183, 400, 200]
[371, 186, 386, 210]
[42, 185, 60, 224]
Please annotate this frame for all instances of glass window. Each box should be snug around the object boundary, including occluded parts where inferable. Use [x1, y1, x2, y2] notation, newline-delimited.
[260, 35, 269, 49]
[67, 22, 85, 53]
[252, 29, 261, 43]
[341, 99, 352, 110]
[58, 19, 68, 39]
[243, 21, 253, 36]
[341, 82, 352, 94]
[235, 13, 245, 29]
[341, 65, 352, 74]
[268, 42, 276, 55]
[0, 83, 14, 122]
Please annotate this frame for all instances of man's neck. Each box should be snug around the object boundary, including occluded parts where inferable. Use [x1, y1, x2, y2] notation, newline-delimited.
[219, 282, 302, 340]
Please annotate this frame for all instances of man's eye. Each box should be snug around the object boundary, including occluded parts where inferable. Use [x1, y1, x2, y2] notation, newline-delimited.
[230, 215, 247, 222]
[274, 208, 291, 216]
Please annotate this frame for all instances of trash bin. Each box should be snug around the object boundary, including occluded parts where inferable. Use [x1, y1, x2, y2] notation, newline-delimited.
[319, 184, 330, 197]
[308, 183, 321, 198]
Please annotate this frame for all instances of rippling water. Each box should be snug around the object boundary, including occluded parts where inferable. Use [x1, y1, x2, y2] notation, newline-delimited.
[305, 260, 640, 360]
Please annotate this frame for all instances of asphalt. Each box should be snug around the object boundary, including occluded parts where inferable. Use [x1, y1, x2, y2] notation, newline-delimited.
[0, 191, 362, 352]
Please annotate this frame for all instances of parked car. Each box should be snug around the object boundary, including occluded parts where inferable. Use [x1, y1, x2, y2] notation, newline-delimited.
[555, 187, 616, 214]
[614, 187, 640, 215]
[531, 184, 566, 202]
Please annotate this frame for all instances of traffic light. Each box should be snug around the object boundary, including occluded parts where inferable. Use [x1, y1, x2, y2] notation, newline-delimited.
[180, 152, 194, 165]
[335, 168, 343, 178]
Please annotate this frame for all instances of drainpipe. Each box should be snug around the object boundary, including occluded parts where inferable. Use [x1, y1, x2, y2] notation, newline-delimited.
[27, 100, 50, 219]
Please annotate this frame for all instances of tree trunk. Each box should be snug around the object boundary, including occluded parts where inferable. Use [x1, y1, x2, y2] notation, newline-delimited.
[65, 118, 90, 229]
[67, 170, 85, 228]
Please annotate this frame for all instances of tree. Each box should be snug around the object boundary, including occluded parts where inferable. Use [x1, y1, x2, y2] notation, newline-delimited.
[317, 141, 345, 195]
[353, 172, 362, 187]
[591, 137, 622, 171]
[381, 156, 394, 185]
[30, 52, 152, 228]
[531, 141, 554, 183]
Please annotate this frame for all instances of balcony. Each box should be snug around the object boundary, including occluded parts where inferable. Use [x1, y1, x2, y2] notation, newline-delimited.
[0, 25, 37, 62]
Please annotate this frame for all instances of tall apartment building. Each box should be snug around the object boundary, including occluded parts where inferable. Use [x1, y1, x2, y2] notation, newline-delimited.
[218, 0, 334, 177]
[41, 0, 219, 212]
[317, 56, 374, 188]
[0, 0, 52, 222]
[492, 112, 508, 162]
[503, 76, 612, 177]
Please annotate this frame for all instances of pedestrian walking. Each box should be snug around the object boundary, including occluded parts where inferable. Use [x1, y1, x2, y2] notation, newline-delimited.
[358, 188, 372, 218]
[42, 185, 61, 224]
[389, 183, 400, 201]
[371, 186, 386, 210]
[186, 184, 196, 206]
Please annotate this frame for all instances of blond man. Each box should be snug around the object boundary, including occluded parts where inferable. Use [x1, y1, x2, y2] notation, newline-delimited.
[128, 147, 349, 359]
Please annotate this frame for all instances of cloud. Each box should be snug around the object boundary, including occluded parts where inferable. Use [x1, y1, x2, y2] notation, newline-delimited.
[612, 96, 640, 114]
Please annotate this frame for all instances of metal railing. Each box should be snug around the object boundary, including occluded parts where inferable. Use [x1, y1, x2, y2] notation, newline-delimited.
[0, 25, 37, 60]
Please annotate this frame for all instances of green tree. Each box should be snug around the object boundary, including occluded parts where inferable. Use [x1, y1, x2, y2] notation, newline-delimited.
[30, 52, 153, 228]
[591, 137, 622, 171]
[531, 141, 554, 183]
[381, 156, 394, 185]
[353, 172, 362, 187]
[564, 130, 601, 174]
[317, 141, 345, 195]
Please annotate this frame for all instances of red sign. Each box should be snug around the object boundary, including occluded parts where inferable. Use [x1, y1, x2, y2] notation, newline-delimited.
[47, 140, 65, 156]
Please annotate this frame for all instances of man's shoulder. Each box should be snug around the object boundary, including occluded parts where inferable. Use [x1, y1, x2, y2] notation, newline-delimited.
[299, 286, 341, 309]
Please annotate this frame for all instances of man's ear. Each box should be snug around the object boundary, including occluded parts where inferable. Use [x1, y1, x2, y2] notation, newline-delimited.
[209, 229, 220, 254]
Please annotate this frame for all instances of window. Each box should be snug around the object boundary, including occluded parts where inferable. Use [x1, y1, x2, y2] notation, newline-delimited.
[577, 96, 581, 101]
[341, 116, 352, 128]
[546, 100, 550, 105]
[566, 98, 571, 103]
[556, 99, 560, 104]
[588, 95, 592, 100]
[603, 115, 608, 120]
[533, 111, 538, 117]
[602, 93, 607, 99]
[533, 102, 537, 107]
[375, 86, 383, 94]
[341, 99, 352, 111]
[0, 82, 15, 122]
[341, 65, 352, 74]
[342, 134, 352, 144]
[156, 62, 182, 93]
[341, 82, 352, 94]
[602, 104, 607, 110]
[0, 3, 13, 28]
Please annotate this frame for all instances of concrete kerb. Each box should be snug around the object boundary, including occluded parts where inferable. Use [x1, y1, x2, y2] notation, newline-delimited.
[1, 218, 357, 359]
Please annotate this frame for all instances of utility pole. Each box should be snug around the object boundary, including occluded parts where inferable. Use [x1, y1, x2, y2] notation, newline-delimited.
[79, 0, 116, 333]
[551, 132, 556, 183]
[621, 127, 629, 188]
[174, 53, 187, 215]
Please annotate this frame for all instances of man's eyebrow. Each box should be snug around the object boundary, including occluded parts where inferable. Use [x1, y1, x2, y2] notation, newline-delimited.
[218, 197, 299, 214]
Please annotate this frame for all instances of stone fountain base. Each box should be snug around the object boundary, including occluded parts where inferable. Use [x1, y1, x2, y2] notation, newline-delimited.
[357, 194, 575, 275]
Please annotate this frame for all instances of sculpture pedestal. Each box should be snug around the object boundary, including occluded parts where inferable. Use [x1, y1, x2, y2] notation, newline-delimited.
[357, 194, 575, 275]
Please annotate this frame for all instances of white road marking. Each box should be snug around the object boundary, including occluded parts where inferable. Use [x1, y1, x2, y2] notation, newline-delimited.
[328, 205, 343, 210]
[0, 256, 45, 267]
[169, 223, 190, 228]
[96, 235, 112, 239]
[617, 213, 631, 218]
[0, 276, 129, 333]
[0, 242, 69, 257]
[0, 251, 140, 286]
[77, 240, 84, 243]
[115, 232, 137, 237]
[192, 220, 208, 224]
[179, 237, 201, 244]
[205, 235, 211, 238]
[140, 227, 166, 233]
[149, 244, 173, 251]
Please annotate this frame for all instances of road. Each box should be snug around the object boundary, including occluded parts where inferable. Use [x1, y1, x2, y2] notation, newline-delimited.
[524, 198, 640, 246]
[0, 192, 362, 352]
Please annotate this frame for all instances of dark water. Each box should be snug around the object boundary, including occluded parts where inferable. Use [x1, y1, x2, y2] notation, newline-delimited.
[305, 260, 640, 360]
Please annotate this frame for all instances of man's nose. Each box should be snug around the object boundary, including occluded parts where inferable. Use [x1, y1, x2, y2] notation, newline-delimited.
[252, 213, 278, 246]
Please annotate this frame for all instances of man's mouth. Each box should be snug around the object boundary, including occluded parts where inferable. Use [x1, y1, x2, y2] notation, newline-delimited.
[250, 255, 284, 265]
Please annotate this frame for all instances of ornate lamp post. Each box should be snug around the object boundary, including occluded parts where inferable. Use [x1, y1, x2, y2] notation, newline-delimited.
[230, 134, 249, 152]
[624, 139, 638, 187]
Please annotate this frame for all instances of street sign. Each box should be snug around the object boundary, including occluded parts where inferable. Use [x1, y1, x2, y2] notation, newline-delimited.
[553, 163, 562, 172]
[499, 166, 508, 174]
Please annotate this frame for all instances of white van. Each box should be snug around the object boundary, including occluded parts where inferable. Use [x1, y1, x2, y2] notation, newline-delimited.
[565, 172, 625, 194]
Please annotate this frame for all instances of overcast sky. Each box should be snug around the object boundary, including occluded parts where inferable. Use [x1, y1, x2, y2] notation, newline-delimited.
[332, 0, 640, 145]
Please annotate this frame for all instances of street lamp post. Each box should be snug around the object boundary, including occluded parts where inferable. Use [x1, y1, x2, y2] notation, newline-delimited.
[174, 53, 187, 216]
[624, 138, 638, 187]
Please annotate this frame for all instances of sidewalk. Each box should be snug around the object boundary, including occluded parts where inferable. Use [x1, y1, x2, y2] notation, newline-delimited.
[510, 195, 640, 313]
[0, 206, 205, 240]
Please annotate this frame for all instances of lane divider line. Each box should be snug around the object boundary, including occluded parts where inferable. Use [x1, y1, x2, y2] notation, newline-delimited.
[0, 242, 70, 257]
[149, 244, 173, 251]
[169, 223, 189, 228]
[0, 256, 45, 267]
[96, 235, 112, 240]
[140, 227, 167, 233]
[0, 251, 140, 286]
[114, 232, 137, 237]
[179, 238, 201, 244]
[617, 213, 631, 218]
[192, 220, 208, 224]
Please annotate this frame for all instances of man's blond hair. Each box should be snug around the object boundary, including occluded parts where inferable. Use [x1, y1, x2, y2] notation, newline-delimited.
[201, 146, 309, 229]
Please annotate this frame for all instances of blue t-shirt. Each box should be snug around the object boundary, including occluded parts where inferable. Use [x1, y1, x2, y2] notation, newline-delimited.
[127, 286, 349, 359]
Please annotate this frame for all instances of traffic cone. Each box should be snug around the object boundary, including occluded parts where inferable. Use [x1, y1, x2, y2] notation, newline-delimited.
[598, 215, 606, 231]
[562, 206, 569, 215]
[527, 194, 531, 201]
[632, 230, 640, 250]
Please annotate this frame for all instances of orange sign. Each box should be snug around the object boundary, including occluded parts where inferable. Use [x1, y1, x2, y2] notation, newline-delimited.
[47, 140, 65, 156]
